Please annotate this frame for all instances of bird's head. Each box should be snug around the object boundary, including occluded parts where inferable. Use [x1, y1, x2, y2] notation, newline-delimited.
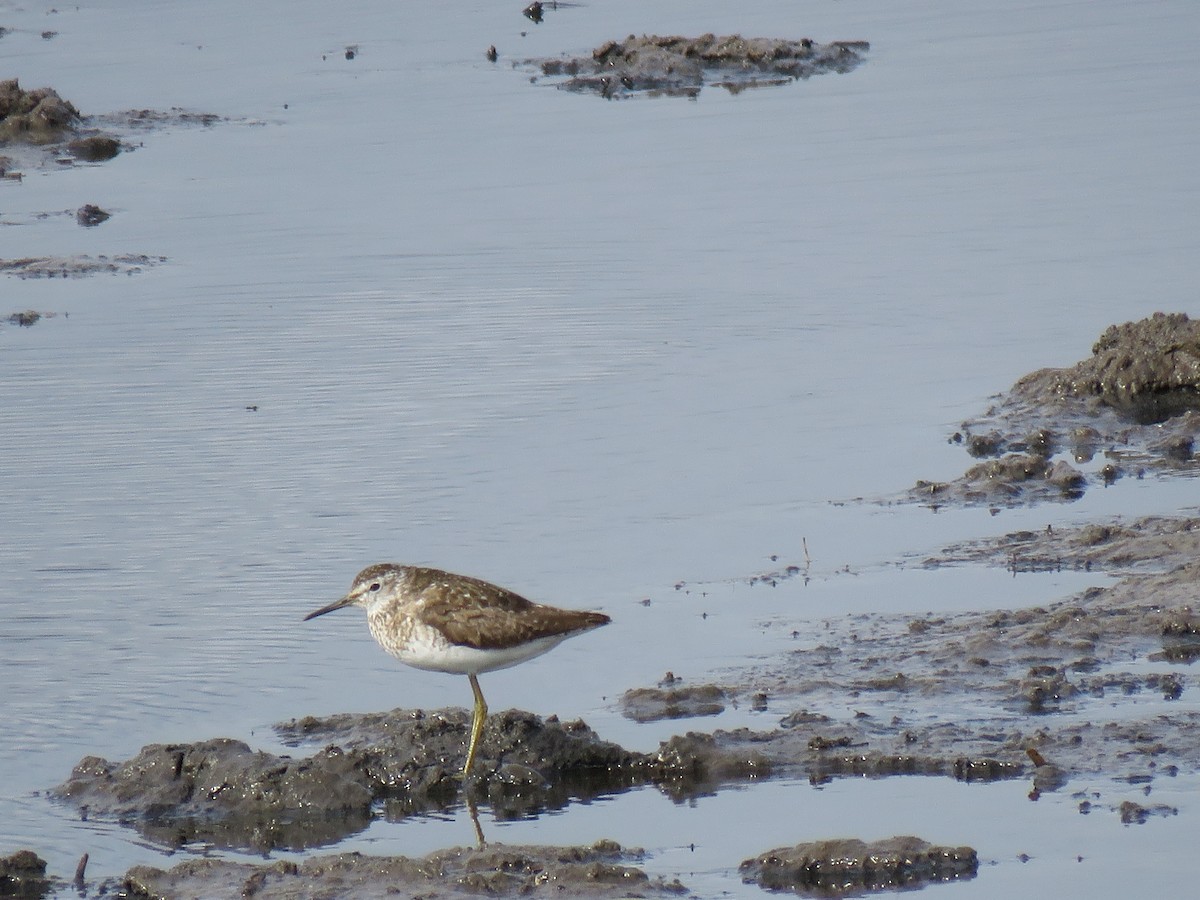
[303, 563, 404, 620]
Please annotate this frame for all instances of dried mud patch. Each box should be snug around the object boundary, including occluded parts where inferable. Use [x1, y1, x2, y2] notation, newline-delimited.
[528, 34, 868, 99]
[908, 312, 1200, 508]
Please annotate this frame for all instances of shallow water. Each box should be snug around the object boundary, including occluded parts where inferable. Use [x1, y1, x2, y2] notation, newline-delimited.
[2, 0, 1199, 894]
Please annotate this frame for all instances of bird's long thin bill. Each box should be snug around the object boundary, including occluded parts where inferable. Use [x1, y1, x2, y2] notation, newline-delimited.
[303, 595, 354, 621]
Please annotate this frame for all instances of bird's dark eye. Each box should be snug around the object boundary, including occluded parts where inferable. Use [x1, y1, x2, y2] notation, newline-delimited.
[369, 582, 381, 592]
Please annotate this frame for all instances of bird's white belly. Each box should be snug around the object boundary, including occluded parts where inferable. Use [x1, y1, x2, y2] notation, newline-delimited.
[392, 624, 570, 675]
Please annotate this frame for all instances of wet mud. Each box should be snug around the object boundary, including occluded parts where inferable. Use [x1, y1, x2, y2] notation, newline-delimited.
[740, 836, 978, 895]
[909, 312, 1200, 507]
[46, 512, 1200, 891]
[123, 841, 686, 899]
[3, 310, 58, 328]
[642, 514, 1200, 808]
[529, 34, 868, 99]
[621, 683, 728, 723]
[75, 204, 111, 227]
[3, 843, 686, 899]
[0, 254, 165, 279]
[57, 711, 648, 853]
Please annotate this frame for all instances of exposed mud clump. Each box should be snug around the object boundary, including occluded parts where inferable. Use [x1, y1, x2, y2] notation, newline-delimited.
[740, 836, 978, 894]
[0, 79, 79, 143]
[76, 204, 111, 227]
[121, 841, 686, 899]
[915, 453, 1088, 506]
[2, 81, 228, 177]
[5, 309, 56, 327]
[0, 78, 126, 176]
[97, 108, 225, 131]
[1023, 312, 1200, 422]
[0, 254, 165, 278]
[621, 683, 727, 722]
[57, 710, 652, 851]
[531, 34, 868, 99]
[651, 726, 1021, 800]
[66, 134, 120, 161]
[59, 736, 380, 851]
[1118, 800, 1178, 825]
[911, 312, 1200, 507]
[0, 849, 52, 897]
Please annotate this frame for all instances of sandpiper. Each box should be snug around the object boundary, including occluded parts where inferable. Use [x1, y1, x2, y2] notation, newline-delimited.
[304, 563, 610, 776]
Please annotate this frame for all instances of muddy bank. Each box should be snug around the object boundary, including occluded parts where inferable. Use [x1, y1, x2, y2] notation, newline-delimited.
[1, 843, 686, 899]
[35, 518, 1198, 895]
[529, 34, 868, 99]
[6, 835, 980, 897]
[45, 512, 1200, 894]
[909, 312, 1200, 506]
[928, 514, 1200, 575]
[122, 841, 686, 899]
[55, 519, 1200, 857]
[645, 515, 1200, 810]
[54, 698, 1026, 858]
[740, 517, 1199, 778]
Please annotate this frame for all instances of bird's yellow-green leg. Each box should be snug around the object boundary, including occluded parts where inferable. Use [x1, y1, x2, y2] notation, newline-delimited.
[463, 674, 488, 777]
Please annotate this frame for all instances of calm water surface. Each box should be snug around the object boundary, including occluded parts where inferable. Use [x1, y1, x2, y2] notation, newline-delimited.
[2, 0, 1198, 893]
